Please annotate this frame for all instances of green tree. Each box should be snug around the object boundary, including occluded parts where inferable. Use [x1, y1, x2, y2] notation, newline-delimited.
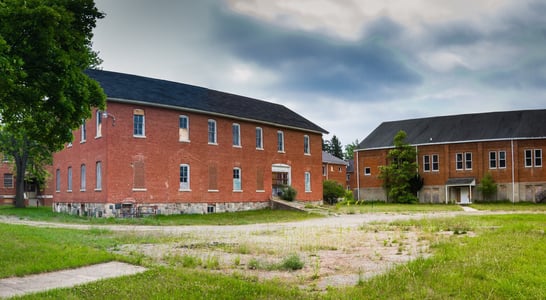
[323, 180, 345, 205]
[330, 135, 343, 159]
[378, 130, 420, 203]
[344, 139, 359, 160]
[477, 172, 497, 202]
[0, 0, 106, 207]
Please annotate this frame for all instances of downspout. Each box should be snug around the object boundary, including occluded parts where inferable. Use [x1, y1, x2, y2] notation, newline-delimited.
[511, 139, 515, 203]
[356, 150, 360, 201]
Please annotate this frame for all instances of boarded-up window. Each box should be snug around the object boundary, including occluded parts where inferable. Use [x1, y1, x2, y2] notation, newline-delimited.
[133, 160, 145, 189]
[256, 168, 264, 191]
[208, 165, 217, 190]
[179, 115, 189, 142]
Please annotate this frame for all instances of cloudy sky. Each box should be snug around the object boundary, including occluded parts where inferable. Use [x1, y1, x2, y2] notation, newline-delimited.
[91, 0, 546, 146]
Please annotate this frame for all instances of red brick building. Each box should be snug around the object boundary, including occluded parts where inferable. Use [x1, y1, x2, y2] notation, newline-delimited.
[47, 70, 327, 216]
[355, 110, 546, 203]
[322, 151, 348, 189]
[1, 155, 15, 205]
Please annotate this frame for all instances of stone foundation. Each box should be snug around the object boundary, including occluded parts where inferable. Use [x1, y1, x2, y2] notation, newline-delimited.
[53, 201, 272, 218]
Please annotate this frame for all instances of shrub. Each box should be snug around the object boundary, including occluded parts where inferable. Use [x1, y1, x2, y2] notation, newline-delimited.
[323, 180, 345, 205]
[536, 190, 546, 203]
[281, 186, 297, 201]
[280, 254, 304, 270]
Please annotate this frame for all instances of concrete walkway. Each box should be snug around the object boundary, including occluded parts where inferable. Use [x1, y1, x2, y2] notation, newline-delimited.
[0, 261, 147, 298]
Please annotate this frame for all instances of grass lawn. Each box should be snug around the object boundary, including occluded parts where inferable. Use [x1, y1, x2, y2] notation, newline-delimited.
[0, 206, 322, 225]
[331, 202, 463, 214]
[471, 202, 546, 211]
[5, 212, 546, 299]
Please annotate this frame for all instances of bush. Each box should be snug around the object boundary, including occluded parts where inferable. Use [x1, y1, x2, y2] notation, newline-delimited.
[536, 190, 546, 203]
[280, 254, 304, 270]
[323, 180, 345, 205]
[280, 186, 297, 201]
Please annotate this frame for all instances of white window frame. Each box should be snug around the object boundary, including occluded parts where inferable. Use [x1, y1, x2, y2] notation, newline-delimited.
[277, 131, 284, 152]
[525, 149, 533, 168]
[489, 151, 497, 169]
[133, 110, 145, 137]
[423, 155, 431, 172]
[67, 167, 73, 192]
[304, 135, 310, 155]
[364, 167, 371, 176]
[179, 164, 190, 191]
[208, 119, 217, 144]
[95, 110, 102, 138]
[179, 115, 189, 142]
[232, 123, 241, 147]
[80, 164, 86, 192]
[233, 167, 242, 191]
[456, 153, 464, 170]
[95, 161, 102, 191]
[465, 152, 472, 170]
[255, 127, 263, 150]
[498, 151, 506, 169]
[304, 172, 311, 192]
[80, 120, 87, 143]
[535, 149, 542, 167]
[432, 154, 439, 172]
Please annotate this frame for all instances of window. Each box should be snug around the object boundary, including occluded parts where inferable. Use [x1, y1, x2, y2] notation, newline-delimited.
[456, 153, 463, 170]
[304, 172, 311, 192]
[208, 119, 217, 144]
[322, 166, 326, 176]
[256, 127, 263, 149]
[179, 164, 190, 191]
[489, 151, 497, 169]
[179, 115, 189, 142]
[3, 173, 13, 188]
[56, 169, 60, 192]
[432, 154, 439, 171]
[535, 149, 542, 167]
[525, 150, 532, 167]
[67, 167, 72, 192]
[277, 131, 284, 152]
[364, 167, 371, 176]
[208, 165, 218, 191]
[256, 168, 264, 191]
[304, 135, 310, 155]
[80, 164, 86, 191]
[96, 161, 102, 190]
[133, 109, 145, 137]
[233, 168, 242, 191]
[423, 155, 430, 172]
[80, 120, 87, 142]
[499, 151, 506, 168]
[96, 110, 102, 138]
[2, 154, 9, 163]
[232, 123, 241, 146]
[463, 152, 472, 170]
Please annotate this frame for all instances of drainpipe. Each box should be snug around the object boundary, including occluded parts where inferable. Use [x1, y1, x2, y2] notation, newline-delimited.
[511, 139, 515, 203]
[356, 150, 360, 201]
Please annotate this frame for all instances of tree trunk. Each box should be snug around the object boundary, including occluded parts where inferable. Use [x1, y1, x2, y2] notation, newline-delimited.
[13, 139, 29, 208]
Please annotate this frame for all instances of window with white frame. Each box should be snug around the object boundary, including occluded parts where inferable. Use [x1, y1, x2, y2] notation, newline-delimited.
[80, 120, 87, 142]
[432, 154, 439, 171]
[304, 172, 311, 192]
[2, 154, 10, 163]
[535, 149, 542, 167]
[179, 164, 190, 191]
[179, 115, 189, 142]
[96, 110, 102, 138]
[133, 109, 145, 137]
[233, 167, 242, 191]
[364, 167, 371, 176]
[499, 151, 506, 168]
[56, 169, 60, 192]
[255, 127, 263, 149]
[304, 135, 310, 155]
[456, 153, 464, 170]
[423, 155, 431, 172]
[465, 152, 472, 170]
[525, 149, 533, 167]
[208, 119, 217, 144]
[95, 161, 102, 190]
[232, 123, 241, 147]
[489, 151, 497, 169]
[80, 164, 86, 191]
[3, 173, 13, 188]
[67, 167, 72, 192]
[277, 131, 284, 152]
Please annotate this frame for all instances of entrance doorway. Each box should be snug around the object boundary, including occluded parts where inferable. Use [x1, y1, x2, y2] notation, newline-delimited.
[272, 164, 291, 198]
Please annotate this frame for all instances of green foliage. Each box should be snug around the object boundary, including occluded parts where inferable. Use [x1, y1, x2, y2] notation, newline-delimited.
[280, 254, 305, 270]
[378, 130, 420, 203]
[323, 180, 345, 205]
[344, 139, 359, 160]
[280, 185, 298, 201]
[323, 135, 344, 159]
[477, 172, 497, 202]
[0, 0, 106, 207]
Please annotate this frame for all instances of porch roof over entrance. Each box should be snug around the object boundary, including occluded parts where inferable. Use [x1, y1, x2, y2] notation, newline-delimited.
[446, 177, 475, 186]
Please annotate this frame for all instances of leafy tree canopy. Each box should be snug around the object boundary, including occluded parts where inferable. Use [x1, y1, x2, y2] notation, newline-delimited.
[344, 139, 359, 160]
[0, 0, 106, 207]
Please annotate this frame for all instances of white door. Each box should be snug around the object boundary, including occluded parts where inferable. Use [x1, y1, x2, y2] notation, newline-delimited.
[460, 188, 470, 204]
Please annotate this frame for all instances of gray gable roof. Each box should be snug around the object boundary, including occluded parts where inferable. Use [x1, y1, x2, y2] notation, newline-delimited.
[86, 69, 327, 134]
[358, 109, 546, 150]
[322, 151, 348, 165]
